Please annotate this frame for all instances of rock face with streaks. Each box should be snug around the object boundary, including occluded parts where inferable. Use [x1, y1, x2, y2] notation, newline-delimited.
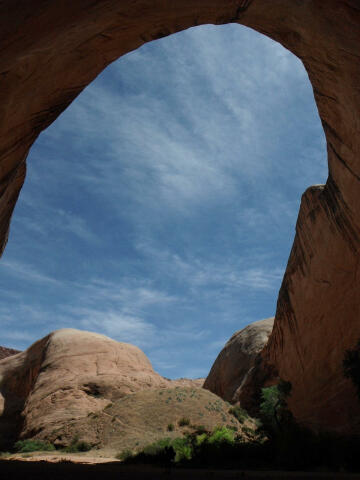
[0, 1, 360, 433]
[258, 183, 360, 434]
[0, 329, 201, 447]
[204, 318, 274, 403]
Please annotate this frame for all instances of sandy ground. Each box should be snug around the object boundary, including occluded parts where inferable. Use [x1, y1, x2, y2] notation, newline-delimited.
[5, 452, 117, 464]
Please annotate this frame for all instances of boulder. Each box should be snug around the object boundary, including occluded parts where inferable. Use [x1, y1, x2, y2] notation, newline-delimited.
[204, 318, 273, 403]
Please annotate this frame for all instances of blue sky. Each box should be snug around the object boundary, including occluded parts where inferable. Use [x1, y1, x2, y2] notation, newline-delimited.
[0, 24, 327, 379]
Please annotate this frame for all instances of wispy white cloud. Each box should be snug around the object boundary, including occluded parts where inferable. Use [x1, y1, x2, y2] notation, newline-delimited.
[135, 240, 283, 293]
[181, 259, 283, 291]
[1, 260, 60, 285]
[40, 25, 323, 220]
[42, 86, 239, 214]
[75, 308, 156, 348]
[56, 209, 98, 243]
[75, 278, 177, 309]
[0, 302, 71, 350]
[0, 330, 37, 344]
[12, 202, 97, 245]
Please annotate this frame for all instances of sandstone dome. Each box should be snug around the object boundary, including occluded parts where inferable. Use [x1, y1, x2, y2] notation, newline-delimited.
[0, 328, 200, 446]
[204, 318, 274, 403]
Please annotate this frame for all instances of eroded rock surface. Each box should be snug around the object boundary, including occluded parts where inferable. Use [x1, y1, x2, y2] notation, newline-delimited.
[0, 346, 20, 361]
[0, 1, 360, 433]
[204, 318, 274, 403]
[0, 329, 201, 446]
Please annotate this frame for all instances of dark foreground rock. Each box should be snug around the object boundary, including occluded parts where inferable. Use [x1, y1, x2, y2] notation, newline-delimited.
[0, 460, 358, 480]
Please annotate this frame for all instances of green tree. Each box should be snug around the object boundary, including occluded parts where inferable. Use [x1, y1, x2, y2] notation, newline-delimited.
[259, 380, 292, 434]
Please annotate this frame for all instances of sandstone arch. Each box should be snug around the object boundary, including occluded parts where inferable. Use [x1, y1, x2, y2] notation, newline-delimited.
[0, 0, 359, 433]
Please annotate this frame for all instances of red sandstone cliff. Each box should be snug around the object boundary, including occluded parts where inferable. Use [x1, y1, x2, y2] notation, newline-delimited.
[260, 184, 360, 434]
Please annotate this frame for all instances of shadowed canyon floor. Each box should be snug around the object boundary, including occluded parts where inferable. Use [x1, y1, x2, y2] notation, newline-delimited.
[2, 460, 360, 480]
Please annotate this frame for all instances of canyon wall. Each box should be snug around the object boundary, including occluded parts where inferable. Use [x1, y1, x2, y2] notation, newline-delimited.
[0, 0, 360, 432]
[262, 182, 360, 433]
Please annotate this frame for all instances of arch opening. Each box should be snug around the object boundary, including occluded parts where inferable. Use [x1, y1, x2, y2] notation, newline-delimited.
[0, 24, 327, 380]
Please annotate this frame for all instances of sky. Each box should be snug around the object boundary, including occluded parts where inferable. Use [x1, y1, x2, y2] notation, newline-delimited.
[0, 24, 327, 379]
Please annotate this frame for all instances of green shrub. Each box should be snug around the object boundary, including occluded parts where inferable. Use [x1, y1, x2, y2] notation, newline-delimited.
[113, 423, 360, 472]
[178, 417, 190, 427]
[122, 438, 174, 465]
[143, 438, 172, 456]
[195, 433, 207, 446]
[228, 406, 249, 424]
[208, 426, 235, 445]
[14, 439, 55, 453]
[76, 441, 92, 452]
[172, 437, 193, 462]
[226, 424, 238, 432]
[116, 449, 133, 461]
[63, 437, 91, 453]
[191, 424, 207, 434]
[167, 423, 174, 431]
